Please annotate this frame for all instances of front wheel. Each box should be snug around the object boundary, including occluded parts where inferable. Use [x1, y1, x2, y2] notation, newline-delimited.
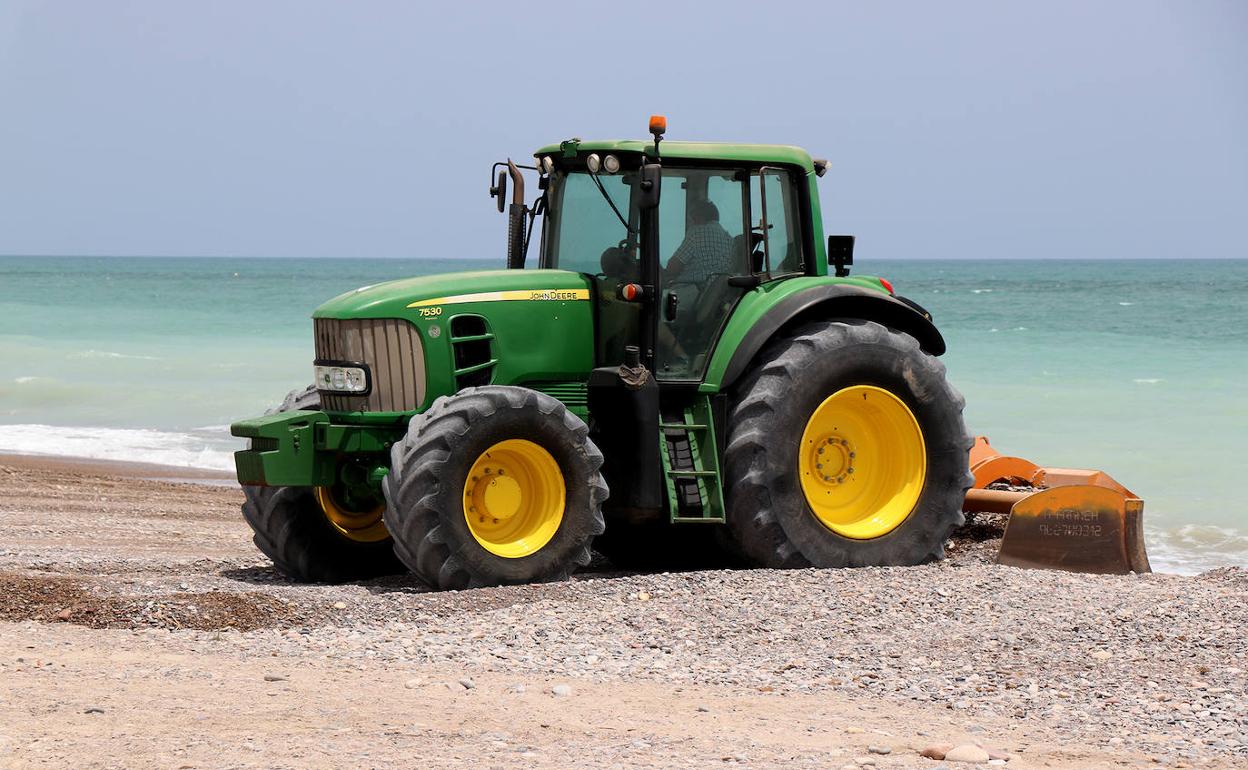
[241, 385, 405, 583]
[382, 386, 608, 590]
[723, 320, 973, 568]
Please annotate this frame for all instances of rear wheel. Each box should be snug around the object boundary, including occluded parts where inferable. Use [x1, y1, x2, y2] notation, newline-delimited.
[240, 385, 404, 583]
[383, 386, 607, 590]
[724, 321, 973, 568]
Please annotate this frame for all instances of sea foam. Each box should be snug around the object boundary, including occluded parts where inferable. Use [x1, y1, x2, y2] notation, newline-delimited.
[0, 424, 239, 471]
[1148, 524, 1248, 575]
[69, 349, 161, 361]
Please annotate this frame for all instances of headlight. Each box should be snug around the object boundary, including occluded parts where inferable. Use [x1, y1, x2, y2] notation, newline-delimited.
[314, 361, 370, 394]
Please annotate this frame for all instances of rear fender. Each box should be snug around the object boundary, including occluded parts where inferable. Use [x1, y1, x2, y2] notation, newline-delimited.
[712, 284, 946, 391]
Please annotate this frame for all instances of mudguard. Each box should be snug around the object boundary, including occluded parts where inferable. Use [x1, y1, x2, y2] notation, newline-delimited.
[718, 284, 946, 389]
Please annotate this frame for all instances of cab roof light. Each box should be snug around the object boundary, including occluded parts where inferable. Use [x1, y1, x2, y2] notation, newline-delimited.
[649, 114, 666, 154]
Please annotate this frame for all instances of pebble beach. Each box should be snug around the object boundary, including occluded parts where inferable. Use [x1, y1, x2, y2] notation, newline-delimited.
[0, 455, 1244, 769]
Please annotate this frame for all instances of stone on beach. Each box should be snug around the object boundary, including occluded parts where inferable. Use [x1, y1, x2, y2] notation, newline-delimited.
[943, 744, 991, 763]
[920, 743, 954, 760]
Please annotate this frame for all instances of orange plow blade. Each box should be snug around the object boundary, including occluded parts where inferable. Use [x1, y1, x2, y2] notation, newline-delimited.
[963, 437, 1151, 574]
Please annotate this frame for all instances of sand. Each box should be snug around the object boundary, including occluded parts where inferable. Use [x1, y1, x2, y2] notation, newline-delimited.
[0, 455, 1243, 769]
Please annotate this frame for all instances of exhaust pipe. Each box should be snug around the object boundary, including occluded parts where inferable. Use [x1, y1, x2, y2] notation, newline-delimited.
[505, 160, 526, 269]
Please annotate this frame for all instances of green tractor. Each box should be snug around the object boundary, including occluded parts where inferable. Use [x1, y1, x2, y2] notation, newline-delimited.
[231, 117, 973, 589]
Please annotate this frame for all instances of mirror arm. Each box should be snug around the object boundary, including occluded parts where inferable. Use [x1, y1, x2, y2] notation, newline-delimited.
[522, 194, 545, 261]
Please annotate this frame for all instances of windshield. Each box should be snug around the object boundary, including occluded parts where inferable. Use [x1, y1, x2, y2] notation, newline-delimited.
[541, 171, 638, 274]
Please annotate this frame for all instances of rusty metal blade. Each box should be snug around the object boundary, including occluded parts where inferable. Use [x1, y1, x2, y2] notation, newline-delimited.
[964, 436, 1151, 574]
[995, 485, 1151, 574]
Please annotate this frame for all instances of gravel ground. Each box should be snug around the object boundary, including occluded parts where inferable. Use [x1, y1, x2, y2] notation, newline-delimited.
[0, 456, 1244, 769]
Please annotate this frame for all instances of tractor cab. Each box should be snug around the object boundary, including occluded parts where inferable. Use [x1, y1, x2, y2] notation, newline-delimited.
[490, 118, 846, 384]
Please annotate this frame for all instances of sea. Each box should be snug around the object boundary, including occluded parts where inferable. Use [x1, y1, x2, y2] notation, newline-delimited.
[1, 255, 1245, 574]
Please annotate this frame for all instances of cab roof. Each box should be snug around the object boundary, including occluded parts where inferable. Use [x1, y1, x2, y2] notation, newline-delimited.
[533, 139, 816, 173]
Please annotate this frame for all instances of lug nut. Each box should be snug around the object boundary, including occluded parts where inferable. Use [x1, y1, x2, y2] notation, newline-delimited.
[849, 452, 856, 458]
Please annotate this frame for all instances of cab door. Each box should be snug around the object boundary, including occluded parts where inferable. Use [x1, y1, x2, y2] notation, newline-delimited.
[655, 167, 750, 381]
[541, 169, 643, 369]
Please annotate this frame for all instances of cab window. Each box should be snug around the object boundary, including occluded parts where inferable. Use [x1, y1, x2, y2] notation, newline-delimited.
[750, 169, 804, 275]
[543, 171, 635, 275]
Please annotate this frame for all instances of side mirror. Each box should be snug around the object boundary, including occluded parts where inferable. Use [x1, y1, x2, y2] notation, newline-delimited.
[489, 170, 507, 213]
[638, 163, 661, 210]
[828, 234, 855, 277]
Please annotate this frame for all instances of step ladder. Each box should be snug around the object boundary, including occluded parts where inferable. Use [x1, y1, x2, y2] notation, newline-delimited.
[659, 397, 726, 523]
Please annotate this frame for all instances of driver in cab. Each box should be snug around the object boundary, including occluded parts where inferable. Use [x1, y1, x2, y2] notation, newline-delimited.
[665, 199, 732, 287]
[659, 199, 733, 364]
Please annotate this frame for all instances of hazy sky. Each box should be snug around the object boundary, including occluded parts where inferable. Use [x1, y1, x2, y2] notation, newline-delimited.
[1, 1, 1244, 260]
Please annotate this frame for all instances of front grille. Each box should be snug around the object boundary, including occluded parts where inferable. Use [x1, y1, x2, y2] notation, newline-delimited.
[314, 318, 425, 412]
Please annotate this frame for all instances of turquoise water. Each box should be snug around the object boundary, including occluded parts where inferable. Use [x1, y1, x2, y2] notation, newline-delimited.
[1, 256, 1245, 573]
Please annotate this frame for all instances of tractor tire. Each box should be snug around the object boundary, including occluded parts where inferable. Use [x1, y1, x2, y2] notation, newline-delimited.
[240, 385, 405, 583]
[724, 320, 973, 568]
[382, 386, 608, 590]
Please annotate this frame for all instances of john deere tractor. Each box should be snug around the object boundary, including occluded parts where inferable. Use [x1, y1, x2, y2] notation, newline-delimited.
[231, 117, 974, 589]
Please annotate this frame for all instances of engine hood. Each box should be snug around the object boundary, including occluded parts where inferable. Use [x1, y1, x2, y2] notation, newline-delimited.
[313, 269, 592, 320]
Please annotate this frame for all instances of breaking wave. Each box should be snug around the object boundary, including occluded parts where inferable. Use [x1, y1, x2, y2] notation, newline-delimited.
[0, 424, 239, 471]
[1148, 525, 1248, 575]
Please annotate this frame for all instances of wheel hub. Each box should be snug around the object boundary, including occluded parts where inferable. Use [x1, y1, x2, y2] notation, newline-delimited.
[811, 435, 855, 483]
[477, 472, 522, 521]
[463, 440, 565, 558]
[797, 385, 927, 540]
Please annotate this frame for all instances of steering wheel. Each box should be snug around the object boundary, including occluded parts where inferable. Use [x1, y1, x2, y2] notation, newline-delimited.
[599, 241, 639, 281]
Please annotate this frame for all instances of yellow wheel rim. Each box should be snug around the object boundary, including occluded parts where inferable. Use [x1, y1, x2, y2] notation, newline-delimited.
[798, 385, 926, 540]
[463, 439, 565, 558]
[314, 486, 389, 543]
